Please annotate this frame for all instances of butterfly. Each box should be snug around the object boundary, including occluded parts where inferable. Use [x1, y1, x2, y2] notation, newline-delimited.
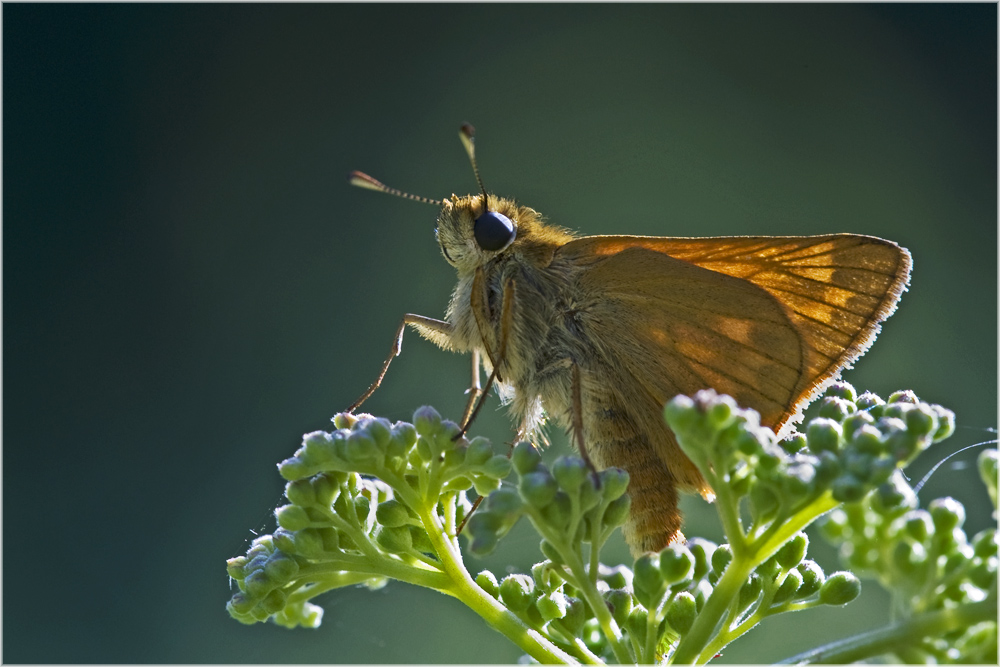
[348, 124, 911, 554]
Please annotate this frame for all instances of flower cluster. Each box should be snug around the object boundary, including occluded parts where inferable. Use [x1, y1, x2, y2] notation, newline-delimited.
[820, 448, 997, 662]
[226, 408, 511, 628]
[225, 384, 992, 664]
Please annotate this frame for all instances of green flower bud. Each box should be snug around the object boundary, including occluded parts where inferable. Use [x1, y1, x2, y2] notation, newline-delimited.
[855, 394, 886, 420]
[831, 473, 867, 503]
[772, 569, 804, 605]
[599, 564, 632, 589]
[930, 497, 966, 533]
[841, 411, 876, 441]
[626, 607, 648, 645]
[888, 390, 918, 405]
[472, 474, 502, 497]
[871, 472, 917, 517]
[807, 418, 843, 454]
[243, 569, 271, 598]
[552, 457, 589, 492]
[782, 461, 817, 501]
[476, 570, 500, 598]
[483, 455, 513, 480]
[499, 574, 535, 612]
[688, 539, 716, 581]
[796, 560, 825, 598]
[469, 531, 499, 556]
[602, 495, 631, 530]
[666, 591, 697, 634]
[317, 527, 339, 552]
[893, 540, 928, 577]
[826, 381, 857, 403]
[704, 393, 738, 429]
[519, 470, 559, 509]
[332, 412, 359, 430]
[275, 504, 310, 532]
[537, 592, 568, 622]
[468, 509, 502, 535]
[347, 430, 379, 463]
[226, 556, 249, 580]
[814, 451, 841, 487]
[486, 487, 523, 517]
[883, 428, 921, 461]
[780, 433, 808, 455]
[660, 544, 695, 584]
[375, 499, 411, 528]
[354, 495, 371, 524]
[600, 467, 630, 500]
[736, 428, 764, 456]
[881, 402, 913, 422]
[227, 592, 256, 617]
[554, 597, 587, 637]
[260, 588, 289, 615]
[465, 437, 493, 465]
[272, 529, 296, 554]
[407, 525, 433, 554]
[972, 529, 998, 559]
[738, 574, 763, 611]
[310, 474, 339, 508]
[819, 396, 855, 421]
[903, 510, 934, 543]
[969, 559, 997, 590]
[390, 419, 417, 449]
[664, 394, 699, 434]
[304, 429, 338, 459]
[507, 440, 542, 474]
[541, 492, 573, 530]
[931, 406, 955, 442]
[264, 553, 299, 583]
[902, 405, 936, 437]
[777, 533, 808, 570]
[711, 544, 733, 576]
[278, 457, 309, 481]
[850, 425, 884, 456]
[843, 451, 876, 483]
[606, 588, 633, 627]
[819, 571, 861, 605]
[756, 556, 780, 581]
[633, 554, 666, 608]
[443, 445, 467, 468]
[413, 406, 442, 437]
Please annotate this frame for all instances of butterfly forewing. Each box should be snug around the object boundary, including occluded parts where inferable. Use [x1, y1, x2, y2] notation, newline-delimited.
[562, 234, 911, 434]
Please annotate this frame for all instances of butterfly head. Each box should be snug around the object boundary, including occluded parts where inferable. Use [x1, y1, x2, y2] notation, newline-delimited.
[436, 194, 518, 269]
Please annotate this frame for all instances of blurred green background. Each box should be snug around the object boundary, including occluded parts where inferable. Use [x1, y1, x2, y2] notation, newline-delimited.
[4, 4, 996, 663]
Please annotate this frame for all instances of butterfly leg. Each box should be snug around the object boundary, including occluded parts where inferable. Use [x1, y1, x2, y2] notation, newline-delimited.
[469, 266, 503, 381]
[460, 349, 483, 427]
[346, 313, 453, 413]
[570, 362, 598, 475]
[456, 275, 516, 438]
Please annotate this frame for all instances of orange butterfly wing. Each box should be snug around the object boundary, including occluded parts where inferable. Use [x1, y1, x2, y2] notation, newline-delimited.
[559, 234, 912, 435]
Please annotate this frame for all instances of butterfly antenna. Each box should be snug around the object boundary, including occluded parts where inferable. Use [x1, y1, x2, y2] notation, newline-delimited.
[348, 171, 443, 206]
[459, 123, 490, 210]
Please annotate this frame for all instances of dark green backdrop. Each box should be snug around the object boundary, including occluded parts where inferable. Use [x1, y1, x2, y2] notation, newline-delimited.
[5, 4, 996, 663]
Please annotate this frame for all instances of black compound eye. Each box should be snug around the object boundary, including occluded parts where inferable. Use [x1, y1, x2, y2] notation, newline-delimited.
[473, 210, 516, 251]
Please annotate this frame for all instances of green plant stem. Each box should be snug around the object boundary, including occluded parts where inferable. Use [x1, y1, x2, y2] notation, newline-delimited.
[415, 503, 579, 664]
[671, 558, 752, 664]
[559, 547, 634, 664]
[776, 597, 997, 664]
